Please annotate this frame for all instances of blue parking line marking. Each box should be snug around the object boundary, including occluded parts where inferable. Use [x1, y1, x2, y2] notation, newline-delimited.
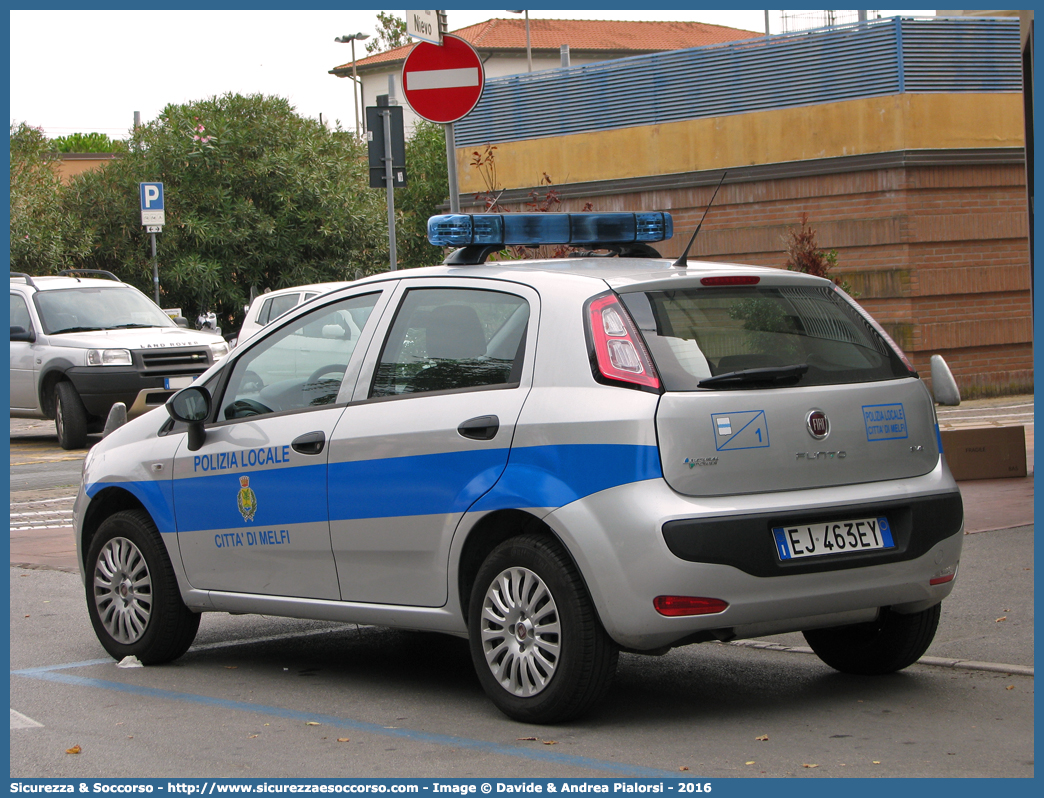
[12, 662, 679, 777]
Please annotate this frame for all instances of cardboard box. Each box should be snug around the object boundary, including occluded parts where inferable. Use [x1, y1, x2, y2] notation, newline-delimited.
[940, 425, 1027, 481]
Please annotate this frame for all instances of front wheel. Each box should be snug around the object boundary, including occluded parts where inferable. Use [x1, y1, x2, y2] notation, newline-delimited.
[803, 603, 941, 675]
[468, 534, 618, 724]
[85, 509, 200, 664]
[54, 381, 88, 450]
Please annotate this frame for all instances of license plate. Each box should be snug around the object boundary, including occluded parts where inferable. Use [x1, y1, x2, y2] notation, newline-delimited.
[164, 376, 194, 390]
[772, 516, 894, 561]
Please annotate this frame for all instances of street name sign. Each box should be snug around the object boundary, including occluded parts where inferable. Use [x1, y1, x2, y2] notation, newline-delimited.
[406, 10, 440, 44]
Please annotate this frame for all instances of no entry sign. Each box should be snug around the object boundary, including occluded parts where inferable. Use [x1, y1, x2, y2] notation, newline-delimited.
[401, 34, 485, 124]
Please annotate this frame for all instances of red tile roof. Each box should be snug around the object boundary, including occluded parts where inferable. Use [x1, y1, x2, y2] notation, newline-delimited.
[332, 18, 760, 73]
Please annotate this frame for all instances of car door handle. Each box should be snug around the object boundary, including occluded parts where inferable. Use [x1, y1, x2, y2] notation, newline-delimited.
[291, 431, 326, 455]
[457, 415, 500, 441]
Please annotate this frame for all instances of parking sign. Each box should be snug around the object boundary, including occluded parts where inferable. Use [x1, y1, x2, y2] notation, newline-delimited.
[140, 182, 165, 226]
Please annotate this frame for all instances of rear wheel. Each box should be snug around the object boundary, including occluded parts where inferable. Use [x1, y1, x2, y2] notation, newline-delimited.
[54, 381, 88, 450]
[803, 604, 941, 675]
[468, 534, 618, 724]
[85, 509, 200, 664]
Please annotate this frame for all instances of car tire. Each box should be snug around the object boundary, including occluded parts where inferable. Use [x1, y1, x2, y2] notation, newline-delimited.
[468, 534, 618, 724]
[85, 509, 201, 664]
[803, 603, 942, 675]
[54, 381, 88, 450]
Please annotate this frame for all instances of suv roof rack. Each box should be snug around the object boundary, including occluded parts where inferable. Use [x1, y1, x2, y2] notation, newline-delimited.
[58, 269, 122, 282]
[10, 272, 38, 290]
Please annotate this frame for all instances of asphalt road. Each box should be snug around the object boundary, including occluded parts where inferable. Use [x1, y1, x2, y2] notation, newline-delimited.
[8, 527, 1034, 779]
[8, 404, 1035, 779]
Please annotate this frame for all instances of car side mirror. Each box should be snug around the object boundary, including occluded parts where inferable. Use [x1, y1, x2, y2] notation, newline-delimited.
[174, 316, 190, 328]
[929, 355, 960, 406]
[166, 386, 212, 451]
[10, 325, 35, 343]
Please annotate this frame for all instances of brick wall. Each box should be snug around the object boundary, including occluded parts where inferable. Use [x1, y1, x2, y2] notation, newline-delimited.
[516, 160, 1033, 397]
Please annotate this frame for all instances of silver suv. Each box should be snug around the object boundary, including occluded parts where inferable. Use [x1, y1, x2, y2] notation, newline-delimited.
[10, 270, 229, 449]
[74, 213, 963, 723]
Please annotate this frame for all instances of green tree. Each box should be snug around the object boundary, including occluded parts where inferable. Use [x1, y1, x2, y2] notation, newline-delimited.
[50, 132, 127, 153]
[366, 12, 409, 54]
[395, 121, 449, 270]
[9, 122, 91, 273]
[63, 93, 387, 329]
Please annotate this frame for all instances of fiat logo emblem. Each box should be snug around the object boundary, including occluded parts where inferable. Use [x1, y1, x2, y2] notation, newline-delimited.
[806, 410, 829, 439]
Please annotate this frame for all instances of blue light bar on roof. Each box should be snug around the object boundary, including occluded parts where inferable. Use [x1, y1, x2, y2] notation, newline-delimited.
[427, 212, 673, 248]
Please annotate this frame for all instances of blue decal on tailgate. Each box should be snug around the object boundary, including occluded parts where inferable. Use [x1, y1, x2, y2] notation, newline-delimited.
[712, 410, 769, 451]
[862, 403, 908, 441]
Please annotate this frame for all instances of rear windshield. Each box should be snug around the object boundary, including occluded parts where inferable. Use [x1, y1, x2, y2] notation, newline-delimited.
[620, 285, 913, 390]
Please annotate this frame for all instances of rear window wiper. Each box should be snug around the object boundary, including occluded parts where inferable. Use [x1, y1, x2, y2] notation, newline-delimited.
[698, 363, 809, 388]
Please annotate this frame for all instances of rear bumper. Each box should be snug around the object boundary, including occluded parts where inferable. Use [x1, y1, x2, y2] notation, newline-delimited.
[661, 491, 962, 577]
[545, 462, 964, 650]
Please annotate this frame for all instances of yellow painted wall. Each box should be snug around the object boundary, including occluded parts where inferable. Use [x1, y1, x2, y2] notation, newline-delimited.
[456, 93, 1025, 193]
[57, 154, 119, 185]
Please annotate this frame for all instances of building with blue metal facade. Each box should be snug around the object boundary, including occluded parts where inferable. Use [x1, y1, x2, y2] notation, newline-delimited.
[449, 16, 1030, 397]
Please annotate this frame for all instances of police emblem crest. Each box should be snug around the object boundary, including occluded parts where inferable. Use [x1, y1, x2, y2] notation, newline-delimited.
[237, 475, 257, 522]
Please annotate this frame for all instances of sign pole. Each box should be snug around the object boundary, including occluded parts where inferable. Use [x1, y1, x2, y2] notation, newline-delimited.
[151, 232, 160, 303]
[445, 122, 460, 213]
[382, 107, 398, 271]
[140, 182, 165, 303]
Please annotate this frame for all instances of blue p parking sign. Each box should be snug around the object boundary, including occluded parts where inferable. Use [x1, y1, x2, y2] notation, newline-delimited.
[140, 182, 165, 226]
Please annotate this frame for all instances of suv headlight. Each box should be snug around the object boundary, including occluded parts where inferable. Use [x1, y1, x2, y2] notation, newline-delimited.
[86, 348, 132, 366]
[209, 340, 230, 360]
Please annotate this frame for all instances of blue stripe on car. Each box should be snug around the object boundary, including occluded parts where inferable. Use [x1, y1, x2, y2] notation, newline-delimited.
[86, 444, 662, 533]
[471, 444, 662, 512]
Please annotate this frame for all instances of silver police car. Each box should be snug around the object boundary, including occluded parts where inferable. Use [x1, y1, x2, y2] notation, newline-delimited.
[75, 211, 963, 724]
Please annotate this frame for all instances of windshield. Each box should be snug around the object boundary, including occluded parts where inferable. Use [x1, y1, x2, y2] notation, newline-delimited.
[620, 285, 914, 390]
[35, 286, 176, 335]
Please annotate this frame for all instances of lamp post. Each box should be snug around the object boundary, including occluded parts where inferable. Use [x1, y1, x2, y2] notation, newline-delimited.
[507, 10, 532, 72]
[334, 32, 370, 136]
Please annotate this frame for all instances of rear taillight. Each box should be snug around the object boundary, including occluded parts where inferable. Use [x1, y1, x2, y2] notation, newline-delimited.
[654, 596, 729, 617]
[586, 293, 661, 391]
[930, 562, 958, 586]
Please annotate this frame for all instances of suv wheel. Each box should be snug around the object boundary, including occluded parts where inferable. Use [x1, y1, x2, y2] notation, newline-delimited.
[85, 509, 201, 664]
[803, 603, 942, 675]
[54, 381, 88, 450]
[468, 534, 618, 724]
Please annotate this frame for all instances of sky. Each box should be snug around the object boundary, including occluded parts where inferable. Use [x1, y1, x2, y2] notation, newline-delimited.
[9, 8, 934, 140]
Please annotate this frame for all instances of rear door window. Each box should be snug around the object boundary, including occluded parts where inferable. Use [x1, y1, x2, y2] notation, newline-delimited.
[369, 287, 529, 397]
[621, 285, 913, 390]
[256, 293, 302, 327]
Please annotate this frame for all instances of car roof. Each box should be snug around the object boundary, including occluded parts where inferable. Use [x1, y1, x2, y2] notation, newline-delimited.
[250, 281, 354, 302]
[10, 274, 137, 292]
[345, 257, 828, 293]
